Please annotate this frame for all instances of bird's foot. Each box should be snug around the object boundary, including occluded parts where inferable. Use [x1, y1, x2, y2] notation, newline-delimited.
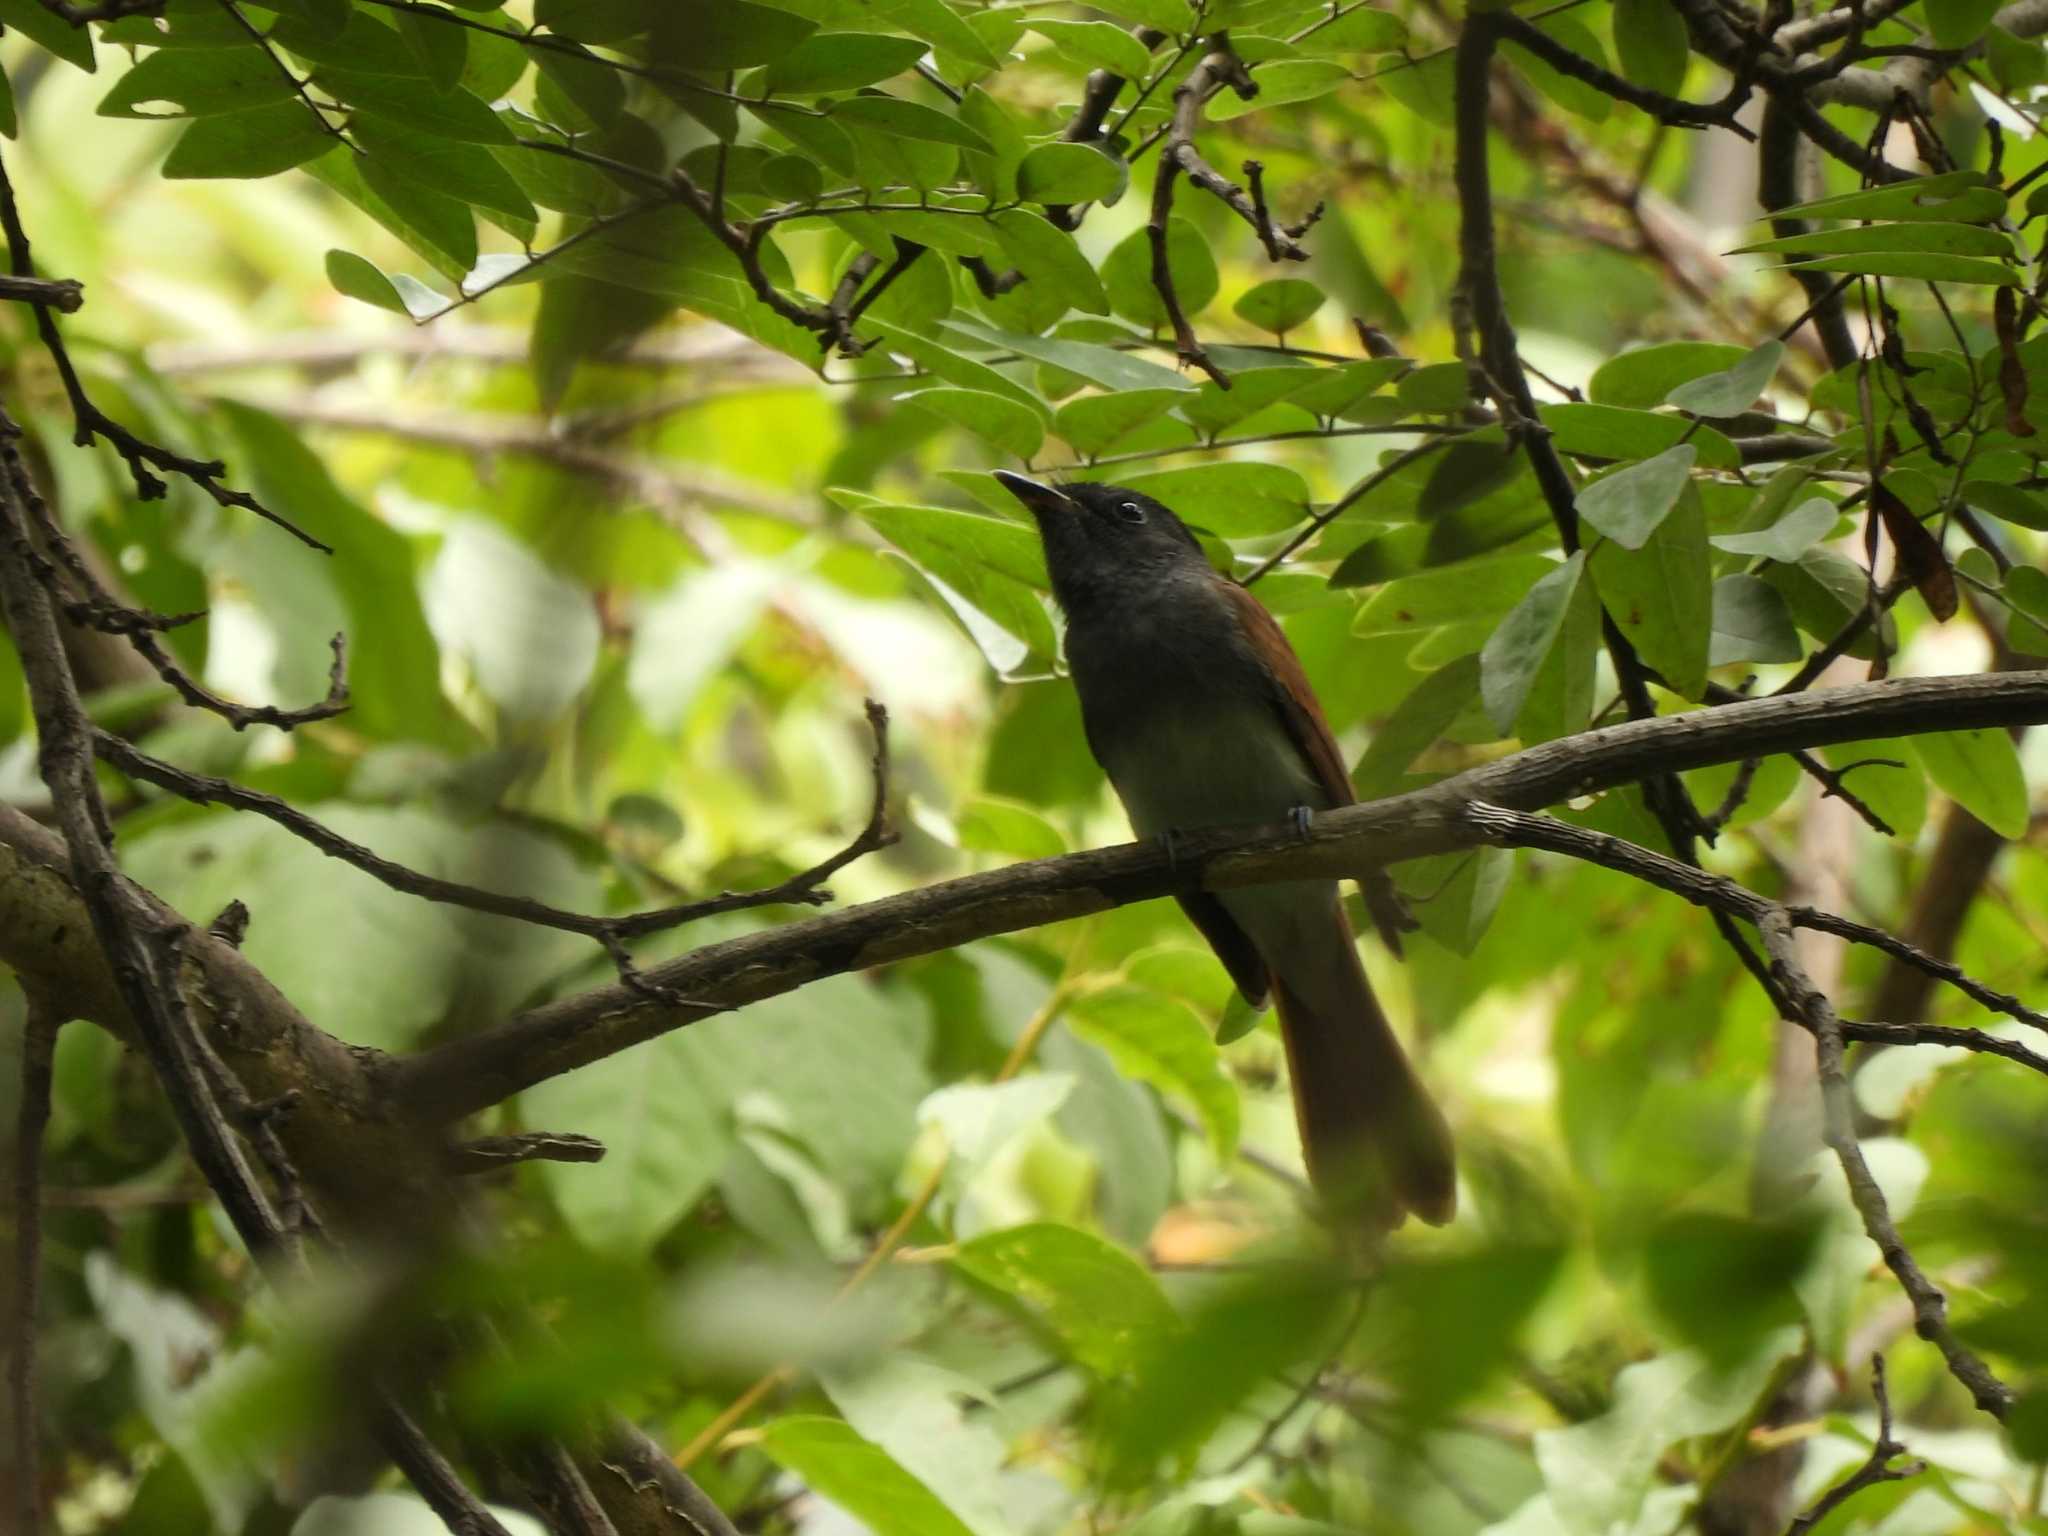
[1289, 805, 1315, 843]
[1160, 827, 1186, 871]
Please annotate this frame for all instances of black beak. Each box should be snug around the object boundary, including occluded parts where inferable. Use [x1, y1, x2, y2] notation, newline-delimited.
[993, 470, 1074, 520]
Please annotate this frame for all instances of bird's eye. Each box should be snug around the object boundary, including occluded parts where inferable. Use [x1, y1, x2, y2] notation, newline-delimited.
[1116, 500, 1146, 524]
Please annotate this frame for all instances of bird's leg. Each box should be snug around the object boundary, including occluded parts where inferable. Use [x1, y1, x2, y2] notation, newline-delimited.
[1289, 805, 1315, 842]
[1159, 827, 1185, 871]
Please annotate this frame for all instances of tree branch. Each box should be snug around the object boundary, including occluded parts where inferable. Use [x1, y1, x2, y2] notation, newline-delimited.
[389, 672, 2048, 1123]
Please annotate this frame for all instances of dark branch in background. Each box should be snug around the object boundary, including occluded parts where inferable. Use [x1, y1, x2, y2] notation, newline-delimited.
[90, 698, 894, 989]
[33, 0, 162, 20]
[0, 428, 351, 731]
[1491, 10, 1756, 134]
[1784, 1356, 1922, 1534]
[1148, 45, 1259, 387]
[7, 998, 56, 1536]
[1454, 13, 1782, 1008]
[0, 144, 332, 552]
[1759, 96, 1860, 369]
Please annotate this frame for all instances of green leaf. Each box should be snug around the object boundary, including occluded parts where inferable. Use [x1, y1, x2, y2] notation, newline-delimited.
[1730, 221, 2015, 259]
[1104, 1261, 1349, 1483]
[533, 42, 625, 128]
[1379, 47, 1458, 124]
[1710, 497, 1839, 561]
[1779, 252, 2020, 286]
[832, 489, 1055, 670]
[952, 1223, 1180, 1377]
[216, 401, 463, 748]
[1480, 553, 1587, 733]
[1210, 59, 1351, 118]
[865, 319, 1054, 419]
[1613, 0, 1688, 95]
[831, 94, 992, 154]
[1054, 389, 1183, 456]
[1514, 558, 1601, 743]
[763, 32, 929, 93]
[100, 49, 295, 116]
[1926, 0, 2005, 48]
[1095, 461, 1311, 537]
[2005, 563, 2048, 626]
[1590, 342, 1747, 409]
[1539, 403, 1739, 468]
[760, 1417, 976, 1536]
[955, 794, 1066, 858]
[1908, 728, 2029, 837]
[1504, 14, 1615, 121]
[308, 144, 477, 278]
[1592, 487, 1712, 699]
[423, 521, 600, 719]
[942, 317, 1193, 395]
[1354, 553, 1560, 631]
[0, 0, 96, 71]
[669, 0, 817, 67]
[1297, 7, 1406, 51]
[123, 809, 596, 1055]
[1065, 984, 1238, 1155]
[1015, 141, 1127, 205]
[1767, 171, 2004, 224]
[1176, 365, 1313, 434]
[900, 388, 1045, 461]
[988, 208, 1108, 316]
[1396, 361, 1471, 413]
[1368, 1244, 1565, 1421]
[1353, 653, 1481, 797]
[1763, 549, 1886, 660]
[1234, 278, 1327, 335]
[1576, 445, 1694, 550]
[325, 249, 449, 319]
[1030, 18, 1154, 78]
[162, 101, 334, 179]
[1090, 0, 1195, 30]
[319, 72, 515, 142]
[1708, 575, 1802, 665]
[863, 0, 1002, 67]
[1964, 480, 2048, 530]
[1664, 341, 1782, 416]
[1644, 1212, 1821, 1366]
[1534, 1331, 1802, 1536]
[351, 114, 535, 222]
[1102, 217, 1219, 329]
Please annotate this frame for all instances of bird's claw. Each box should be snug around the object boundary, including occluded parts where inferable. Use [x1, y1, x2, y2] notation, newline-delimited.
[1160, 828, 1185, 871]
[1289, 805, 1315, 843]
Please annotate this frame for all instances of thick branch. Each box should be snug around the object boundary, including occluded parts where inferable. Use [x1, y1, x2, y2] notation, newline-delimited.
[390, 672, 2048, 1122]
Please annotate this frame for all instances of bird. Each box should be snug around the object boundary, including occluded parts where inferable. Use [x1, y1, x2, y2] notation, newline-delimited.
[994, 470, 1456, 1231]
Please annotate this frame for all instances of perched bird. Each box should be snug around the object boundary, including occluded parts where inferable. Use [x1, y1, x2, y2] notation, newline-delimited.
[995, 471, 1455, 1231]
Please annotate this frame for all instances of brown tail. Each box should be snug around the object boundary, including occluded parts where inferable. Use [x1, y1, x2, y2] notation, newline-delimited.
[1271, 904, 1456, 1231]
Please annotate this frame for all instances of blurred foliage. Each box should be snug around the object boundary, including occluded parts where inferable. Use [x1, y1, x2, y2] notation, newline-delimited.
[1, 1, 2047, 1535]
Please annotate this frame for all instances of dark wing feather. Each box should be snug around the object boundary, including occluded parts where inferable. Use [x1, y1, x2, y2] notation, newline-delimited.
[1217, 580, 1354, 809]
[1219, 578, 1419, 953]
[1174, 892, 1270, 1006]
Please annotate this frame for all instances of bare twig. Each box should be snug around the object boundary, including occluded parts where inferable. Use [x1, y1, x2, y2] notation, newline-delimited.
[1761, 910, 2012, 1419]
[90, 699, 894, 981]
[1784, 1356, 1923, 1533]
[0, 146, 331, 552]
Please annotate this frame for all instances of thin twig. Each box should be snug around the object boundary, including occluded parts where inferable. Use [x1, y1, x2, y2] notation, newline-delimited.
[1784, 1356, 1922, 1533]
[90, 700, 894, 986]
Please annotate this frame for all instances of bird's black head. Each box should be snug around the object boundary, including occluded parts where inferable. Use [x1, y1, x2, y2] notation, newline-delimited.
[994, 472, 1209, 614]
